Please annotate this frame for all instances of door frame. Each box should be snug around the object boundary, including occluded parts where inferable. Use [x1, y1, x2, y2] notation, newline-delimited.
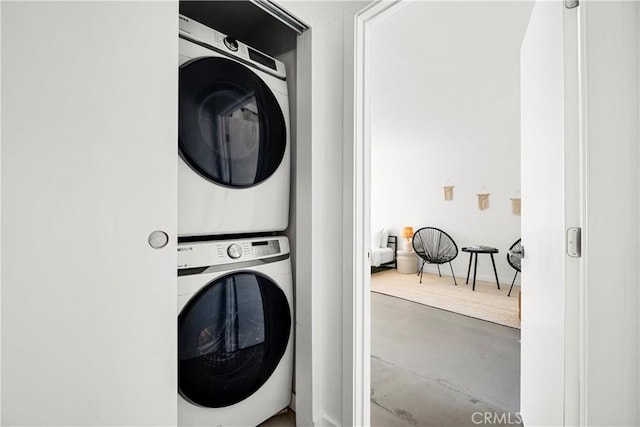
[519, 2, 583, 424]
[343, 2, 408, 426]
[345, 1, 586, 425]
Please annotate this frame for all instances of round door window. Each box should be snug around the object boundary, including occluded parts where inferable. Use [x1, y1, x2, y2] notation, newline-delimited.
[179, 57, 286, 188]
[178, 272, 291, 408]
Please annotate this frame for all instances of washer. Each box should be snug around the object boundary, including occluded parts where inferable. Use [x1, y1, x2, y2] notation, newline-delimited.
[178, 15, 290, 237]
[177, 236, 293, 427]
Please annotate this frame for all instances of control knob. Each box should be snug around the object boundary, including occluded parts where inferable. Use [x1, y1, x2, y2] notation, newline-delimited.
[227, 243, 242, 259]
[224, 37, 239, 52]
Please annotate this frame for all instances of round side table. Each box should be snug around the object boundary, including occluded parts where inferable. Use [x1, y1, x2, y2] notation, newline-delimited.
[461, 246, 500, 291]
[397, 250, 417, 274]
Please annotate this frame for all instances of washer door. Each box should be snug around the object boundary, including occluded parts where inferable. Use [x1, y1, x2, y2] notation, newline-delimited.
[178, 272, 291, 408]
[179, 57, 286, 188]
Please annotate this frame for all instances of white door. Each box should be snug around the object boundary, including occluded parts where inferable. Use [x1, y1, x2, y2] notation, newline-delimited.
[2, 2, 178, 425]
[520, 1, 581, 425]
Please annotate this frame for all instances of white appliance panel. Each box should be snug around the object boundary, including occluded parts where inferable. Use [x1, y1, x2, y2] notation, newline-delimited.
[178, 17, 290, 237]
[177, 237, 293, 427]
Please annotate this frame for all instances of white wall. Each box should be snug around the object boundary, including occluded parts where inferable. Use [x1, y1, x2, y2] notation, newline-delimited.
[370, 1, 533, 284]
[582, 2, 640, 425]
[280, 2, 369, 426]
[0, 2, 3, 421]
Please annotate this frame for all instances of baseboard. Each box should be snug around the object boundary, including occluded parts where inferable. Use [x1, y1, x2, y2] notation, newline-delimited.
[295, 398, 340, 426]
[289, 395, 339, 426]
[314, 413, 339, 427]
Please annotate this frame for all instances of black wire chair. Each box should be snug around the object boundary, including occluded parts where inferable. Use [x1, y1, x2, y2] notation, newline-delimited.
[412, 227, 458, 285]
[507, 239, 522, 297]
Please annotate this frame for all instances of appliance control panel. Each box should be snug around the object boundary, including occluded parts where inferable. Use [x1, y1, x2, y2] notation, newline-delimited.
[178, 14, 286, 79]
[250, 240, 281, 257]
[178, 236, 289, 269]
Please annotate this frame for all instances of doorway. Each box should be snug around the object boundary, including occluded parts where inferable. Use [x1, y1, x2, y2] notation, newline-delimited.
[368, 0, 529, 328]
[348, 1, 584, 426]
[368, 2, 530, 424]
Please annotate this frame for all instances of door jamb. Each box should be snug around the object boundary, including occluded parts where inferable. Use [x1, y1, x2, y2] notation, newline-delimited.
[344, 2, 407, 426]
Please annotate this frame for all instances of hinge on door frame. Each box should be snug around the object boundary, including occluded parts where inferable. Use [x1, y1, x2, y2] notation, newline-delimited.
[565, 0, 579, 9]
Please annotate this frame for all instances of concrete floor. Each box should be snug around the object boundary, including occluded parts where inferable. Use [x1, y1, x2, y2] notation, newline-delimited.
[371, 292, 521, 427]
[261, 292, 521, 427]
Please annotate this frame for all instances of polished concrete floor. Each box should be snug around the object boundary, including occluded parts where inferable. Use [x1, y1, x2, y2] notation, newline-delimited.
[261, 292, 521, 427]
[370, 292, 521, 427]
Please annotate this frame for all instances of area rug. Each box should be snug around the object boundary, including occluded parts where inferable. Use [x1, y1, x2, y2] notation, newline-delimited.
[371, 269, 521, 329]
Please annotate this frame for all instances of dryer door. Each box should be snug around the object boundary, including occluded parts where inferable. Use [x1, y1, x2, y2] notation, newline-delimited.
[179, 57, 286, 188]
[178, 272, 291, 408]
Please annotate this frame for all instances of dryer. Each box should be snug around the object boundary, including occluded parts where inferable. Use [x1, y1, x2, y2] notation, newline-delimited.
[177, 236, 293, 427]
[178, 15, 290, 237]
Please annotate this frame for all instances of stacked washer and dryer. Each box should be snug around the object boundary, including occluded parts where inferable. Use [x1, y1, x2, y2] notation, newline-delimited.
[177, 14, 293, 427]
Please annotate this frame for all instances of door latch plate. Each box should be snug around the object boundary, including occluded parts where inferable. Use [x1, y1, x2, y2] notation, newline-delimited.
[567, 227, 581, 258]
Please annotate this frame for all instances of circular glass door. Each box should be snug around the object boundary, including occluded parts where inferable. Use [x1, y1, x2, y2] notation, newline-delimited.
[178, 272, 291, 408]
[179, 57, 286, 188]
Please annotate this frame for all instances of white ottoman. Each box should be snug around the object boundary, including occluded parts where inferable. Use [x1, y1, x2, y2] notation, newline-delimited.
[396, 250, 418, 274]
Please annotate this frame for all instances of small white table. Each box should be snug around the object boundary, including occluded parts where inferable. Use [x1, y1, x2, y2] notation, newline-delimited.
[396, 250, 418, 274]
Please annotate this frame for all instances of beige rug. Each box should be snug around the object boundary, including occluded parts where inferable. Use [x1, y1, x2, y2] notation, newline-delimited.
[371, 269, 521, 329]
